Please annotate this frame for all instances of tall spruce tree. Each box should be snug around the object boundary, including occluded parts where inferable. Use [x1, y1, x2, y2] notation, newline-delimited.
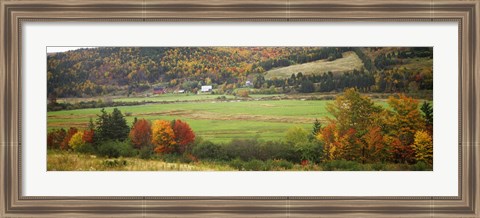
[95, 108, 130, 142]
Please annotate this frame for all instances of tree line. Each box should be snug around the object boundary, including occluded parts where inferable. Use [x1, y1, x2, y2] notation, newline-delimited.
[47, 47, 432, 98]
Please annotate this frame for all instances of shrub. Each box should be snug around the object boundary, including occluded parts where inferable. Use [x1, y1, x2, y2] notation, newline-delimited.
[96, 141, 121, 158]
[243, 159, 264, 171]
[103, 159, 127, 167]
[222, 139, 302, 163]
[322, 160, 362, 171]
[285, 126, 309, 146]
[139, 145, 154, 159]
[371, 162, 387, 171]
[224, 139, 262, 161]
[96, 140, 136, 158]
[76, 143, 96, 154]
[294, 141, 323, 163]
[276, 159, 294, 170]
[229, 158, 245, 170]
[262, 141, 300, 163]
[47, 129, 67, 149]
[192, 141, 224, 160]
[216, 96, 227, 100]
[411, 161, 429, 171]
[237, 90, 249, 98]
[69, 131, 85, 151]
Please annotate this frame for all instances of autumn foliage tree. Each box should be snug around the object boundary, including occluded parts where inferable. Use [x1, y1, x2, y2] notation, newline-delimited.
[129, 119, 152, 149]
[386, 94, 424, 163]
[82, 130, 95, 144]
[412, 130, 433, 165]
[171, 119, 195, 154]
[324, 88, 382, 162]
[327, 88, 382, 134]
[316, 89, 432, 166]
[47, 129, 67, 149]
[69, 131, 85, 151]
[361, 126, 386, 163]
[61, 127, 78, 150]
[151, 120, 176, 154]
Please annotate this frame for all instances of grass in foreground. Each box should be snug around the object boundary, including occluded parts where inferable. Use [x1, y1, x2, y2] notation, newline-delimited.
[47, 151, 432, 171]
[47, 150, 235, 171]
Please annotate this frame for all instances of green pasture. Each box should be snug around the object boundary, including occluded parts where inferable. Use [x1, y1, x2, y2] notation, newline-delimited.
[47, 96, 430, 143]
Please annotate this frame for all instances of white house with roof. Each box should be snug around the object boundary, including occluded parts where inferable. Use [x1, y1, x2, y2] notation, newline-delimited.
[201, 85, 212, 92]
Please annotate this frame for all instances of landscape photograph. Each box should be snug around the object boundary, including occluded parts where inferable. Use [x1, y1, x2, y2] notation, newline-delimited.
[46, 46, 433, 171]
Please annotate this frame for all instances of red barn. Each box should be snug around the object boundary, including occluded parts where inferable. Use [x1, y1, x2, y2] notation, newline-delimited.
[153, 87, 166, 94]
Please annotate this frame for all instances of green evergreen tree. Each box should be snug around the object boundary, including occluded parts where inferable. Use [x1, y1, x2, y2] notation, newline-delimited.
[309, 119, 322, 141]
[88, 117, 95, 130]
[95, 108, 130, 142]
[109, 108, 130, 141]
[420, 101, 433, 133]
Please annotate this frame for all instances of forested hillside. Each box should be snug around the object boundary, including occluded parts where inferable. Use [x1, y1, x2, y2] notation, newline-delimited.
[47, 47, 432, 98]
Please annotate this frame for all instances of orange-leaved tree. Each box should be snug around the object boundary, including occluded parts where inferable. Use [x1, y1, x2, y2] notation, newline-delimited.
[317, 123, 358, 161]
[172, 119, 195, 154]
[129, 119, 152, 149]
[151, 120, 176, 154]
[386, 94, 424, 163]
[361, 126, 386, 163]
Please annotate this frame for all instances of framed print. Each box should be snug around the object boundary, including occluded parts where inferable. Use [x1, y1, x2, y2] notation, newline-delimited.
[1, 0, 479, 217]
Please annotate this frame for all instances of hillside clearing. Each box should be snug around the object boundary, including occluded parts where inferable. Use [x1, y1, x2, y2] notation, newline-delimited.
[264, 51, 364, 79]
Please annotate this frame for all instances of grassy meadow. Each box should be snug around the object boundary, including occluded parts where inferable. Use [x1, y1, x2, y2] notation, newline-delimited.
[264, 51, 364, 79]
[48, 94, 395, 143]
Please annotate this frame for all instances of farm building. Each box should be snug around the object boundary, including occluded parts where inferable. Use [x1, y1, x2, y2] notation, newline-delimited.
[153, 87, 166, 94]
[201, 85, 212, 92]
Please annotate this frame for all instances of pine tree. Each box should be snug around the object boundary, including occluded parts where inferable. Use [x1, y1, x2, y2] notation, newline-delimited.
[309, 119, 322, 141]
[95, 108, 130, 142]
[88, 117, 95, 130]
[109, 108, 130, 141]
[421, 101, 433, 134]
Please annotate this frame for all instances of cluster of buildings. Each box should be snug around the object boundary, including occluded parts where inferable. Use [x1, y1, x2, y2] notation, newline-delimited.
[152, 85, 213, 95]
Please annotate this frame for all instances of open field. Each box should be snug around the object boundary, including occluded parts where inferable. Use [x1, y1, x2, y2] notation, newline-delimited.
[264, 51, 364, 79]
[47, 93, 429, 143]
[48, 98, 335, 142]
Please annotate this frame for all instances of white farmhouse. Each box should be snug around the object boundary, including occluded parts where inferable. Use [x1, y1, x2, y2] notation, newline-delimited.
[201, 85, 213, 92]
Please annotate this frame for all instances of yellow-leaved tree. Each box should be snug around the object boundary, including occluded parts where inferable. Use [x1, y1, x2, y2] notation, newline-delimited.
[151, 120, 176, 154]
[412, 130, 433, 165]
[68, 131, 85, 151]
